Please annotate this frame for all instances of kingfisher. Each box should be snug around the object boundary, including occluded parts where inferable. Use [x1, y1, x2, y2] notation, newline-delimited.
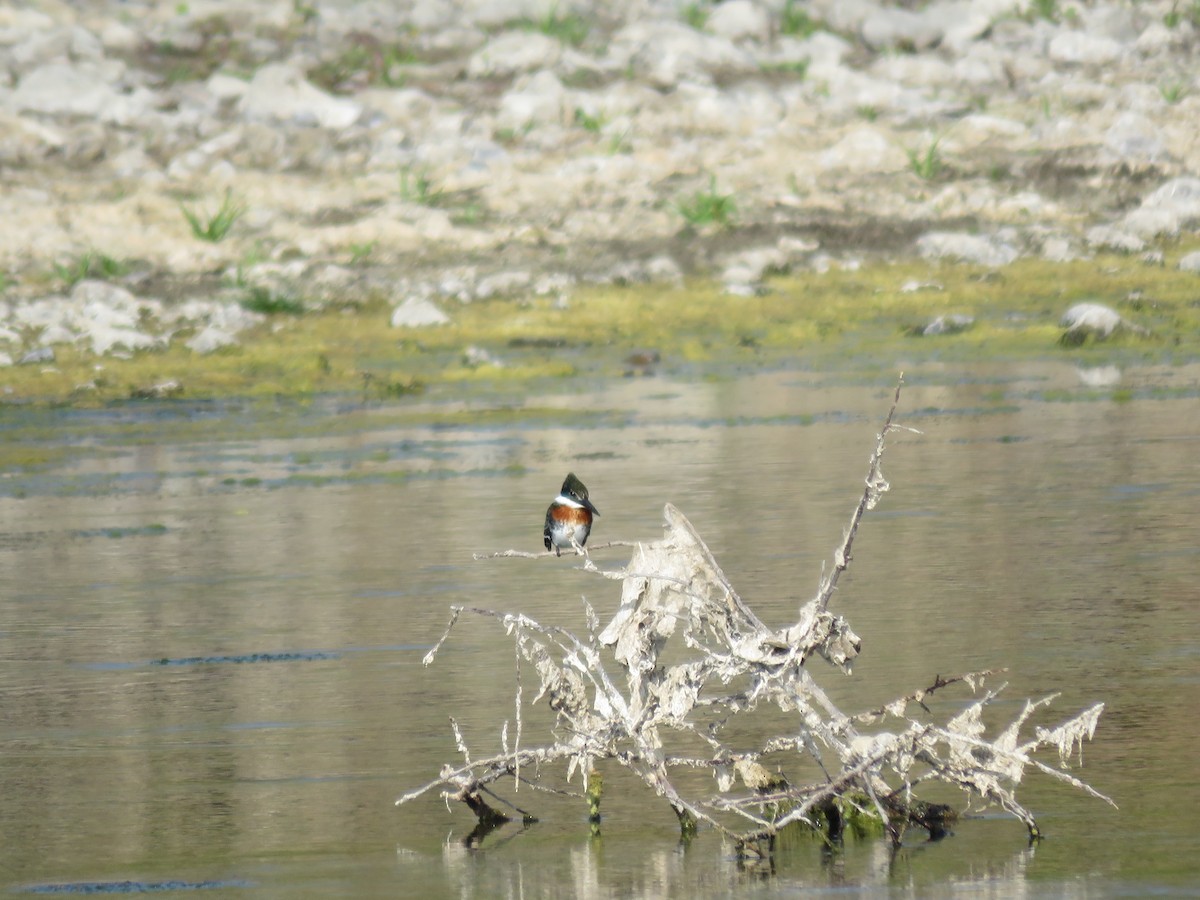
[543, 472, 600, 556]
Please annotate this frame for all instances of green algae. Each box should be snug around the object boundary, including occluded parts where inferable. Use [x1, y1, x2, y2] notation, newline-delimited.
[2, 254, 1199, 407]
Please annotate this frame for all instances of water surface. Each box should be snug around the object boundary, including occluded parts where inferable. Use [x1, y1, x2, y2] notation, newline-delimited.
[2, 362, 1198, 897]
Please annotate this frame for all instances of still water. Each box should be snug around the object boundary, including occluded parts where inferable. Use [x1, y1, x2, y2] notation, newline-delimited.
[1, 362, 1198, 897]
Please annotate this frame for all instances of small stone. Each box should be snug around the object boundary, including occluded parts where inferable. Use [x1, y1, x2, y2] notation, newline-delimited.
[238, 64, 362, 129]
[643, 256, 685, 286]
[467, 31, 562, 78]
[706, 0, 771, 42]
[1076, 365, 1121, 388]
[1139, 177, 1200, 219]
[186, 326, 238, 354]
[19, 346, 55, 365]
[130, 380, 183, 400]
[12, 62, 124, 119]
[916, 232, 1019, 267]
[87, 325, 162, 356]
[861, 7, 944, 51]
[462, 345, 501, 367]
[819, 128, 907, 173]
[391, 296, 450, 328]
[496, 70, 567, 130]
[40, 324, 78, 345]
[1104, 112, 1166, 163]
[1041, 237, 1077, 263]
[474, 270, 532, 300]
[899, 280, 944, 293]
[921, 314, 974, 336]
[1060, 302, 1122, 339]
[1178, 251, 1200, 273]
[1048, 32, 1124, 66]
[1085, 225, 1146, 253]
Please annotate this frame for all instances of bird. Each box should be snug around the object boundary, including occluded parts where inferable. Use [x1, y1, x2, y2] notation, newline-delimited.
[543, 472, 600, 556]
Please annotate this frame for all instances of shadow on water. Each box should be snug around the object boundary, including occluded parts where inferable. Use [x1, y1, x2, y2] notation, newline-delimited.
[2, 361, 1199, 896]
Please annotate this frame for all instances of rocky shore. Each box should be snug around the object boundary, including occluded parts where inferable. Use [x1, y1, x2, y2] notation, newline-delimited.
[1, 0, 1198, 361]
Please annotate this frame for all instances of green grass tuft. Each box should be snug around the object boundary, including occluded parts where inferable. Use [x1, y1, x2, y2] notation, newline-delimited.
[905, 138, 944, 181]
[240, 286, 306, 316]
[676, 176, 737, 229]
[399, 167, 444, 206]
[513, 3, 590, 46]
[181, 189, 245, 242]
[54, 252, 130, 288]
[681, 2, 709, 29]
[781, 0, 821, 37]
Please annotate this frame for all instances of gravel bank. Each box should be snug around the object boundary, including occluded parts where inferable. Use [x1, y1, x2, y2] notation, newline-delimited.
[0, 0, 1198, 357]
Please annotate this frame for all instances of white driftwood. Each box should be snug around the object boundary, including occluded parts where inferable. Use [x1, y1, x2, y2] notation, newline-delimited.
[399, 378, 1113, 851]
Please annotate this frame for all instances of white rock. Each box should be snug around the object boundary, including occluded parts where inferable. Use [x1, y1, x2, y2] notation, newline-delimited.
[207, 72, 250, 101]
[1085, 225, 1145, 253]
[12, 298, 70, 330]
[85, 325, 162, 356]
[0, 351, 12, 367]
[1077, 365, 1121, 387]
[1120, 208, 1180, 240]
[676, 81, 786, 136]
[861, 7, 944, 51]
[496, 70, 567, 130]
[1139, 177, 1200, 221]
[937, 0, 996, 54]
[643, 256, 684, 286]
[871, 55, 956, 89]
[463, 345, 502, 367]
[922, 314, 974, 335]
[474, 270, 532, 299]
[791, 32, 852, 78]
[238, 64, 362, 129]
[71, 279, 138, 309]
[819, 128, 907, 173]
[462, 0, 548, 27]
[1060, 302, 1122, 337]
[1178, 251, 1200, 273]
[1047, 31, 1124, 65]
[953, 114, 1028, 147]
[98, 19, 141, 52]
[1104, 112, 1166, 163]
[1041, 236, 1078, 262]
[12, 63, 124, 119]
[706, 0, 771, 42]
[40, 324, 78, 345]
[608, 21, 757, 88]
[916, 232, 1019, 267]
[1135, 22, 1181, 54]
[390, 296, 450, 327]
[811, 0, 881, 33]
[19, 346, 55, 365]
[1081, 3, 1140, 41]
[467, 31, 563, 78]
[186, 325, 238, 354]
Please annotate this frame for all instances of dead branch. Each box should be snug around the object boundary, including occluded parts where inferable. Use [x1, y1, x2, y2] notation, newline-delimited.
[399, 376, 1111, 853]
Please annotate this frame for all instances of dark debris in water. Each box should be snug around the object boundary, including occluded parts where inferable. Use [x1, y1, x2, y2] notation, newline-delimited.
[71, 525, 169, 539]
[19, 879, 251, 894]
[151, 650, 338, 666]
